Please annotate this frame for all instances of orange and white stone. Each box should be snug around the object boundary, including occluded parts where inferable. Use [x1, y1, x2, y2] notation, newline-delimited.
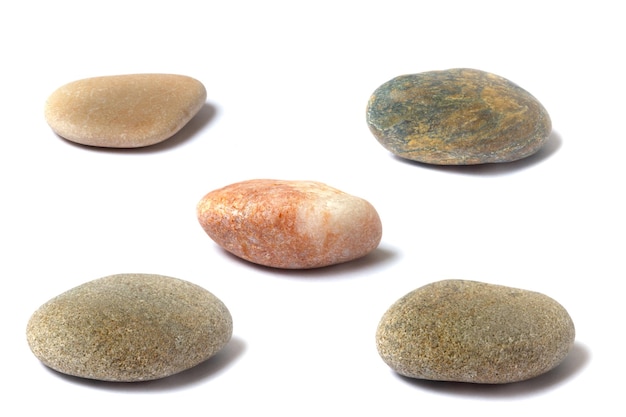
[197, 179, 382, 269]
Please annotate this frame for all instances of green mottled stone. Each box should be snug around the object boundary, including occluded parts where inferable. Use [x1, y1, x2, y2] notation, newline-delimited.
[376, 280, 575, 384]
[26, 274, 233, 382]
[366, 68, 552, 165]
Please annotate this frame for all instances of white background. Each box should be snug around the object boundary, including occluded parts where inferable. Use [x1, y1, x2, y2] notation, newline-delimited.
[2, 1, 623, 415]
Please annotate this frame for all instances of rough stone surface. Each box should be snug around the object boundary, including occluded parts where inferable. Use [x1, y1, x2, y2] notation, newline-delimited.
[44, 74, 206, 148]
[366, 68, 552, 165]
[197, 179, 382, 269]
[376, 279, 575, 384]
[26, 273, 232, 382]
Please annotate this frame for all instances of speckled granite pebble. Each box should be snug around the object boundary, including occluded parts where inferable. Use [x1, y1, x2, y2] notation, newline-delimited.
[366, 68, 551, 164]
[197, 179, 382, 269]
[376, 279, 575, 384]
[26, 273, 232, 382]
[44, 74, 206, 148]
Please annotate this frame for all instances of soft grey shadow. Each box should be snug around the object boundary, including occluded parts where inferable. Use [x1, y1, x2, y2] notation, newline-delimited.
[218, 244, 398, 280]
[392, 130, 562, 176]
[55, 102, 218, 153]
[394, 341, 589, 398]
[43, 336, 246, 392]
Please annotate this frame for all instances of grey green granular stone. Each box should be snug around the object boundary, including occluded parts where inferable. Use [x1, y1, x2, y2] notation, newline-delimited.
[26, 273, 233, 382]
[366, 68, 552, 165]
[376, 279, 575, 384]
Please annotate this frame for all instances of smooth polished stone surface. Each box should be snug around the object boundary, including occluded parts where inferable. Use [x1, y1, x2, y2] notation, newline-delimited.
[197, 179, 382, 269]
[376, 279, 575, 383]
[27, 273, 232, 382]
[366, 68, 552, 164]
[44, 74, 206, 147]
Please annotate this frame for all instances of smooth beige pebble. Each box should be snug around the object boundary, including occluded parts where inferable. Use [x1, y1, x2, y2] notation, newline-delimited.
[44, 74, 206, 147]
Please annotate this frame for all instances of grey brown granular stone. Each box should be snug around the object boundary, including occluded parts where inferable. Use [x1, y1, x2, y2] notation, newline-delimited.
[376, 279, 575, 384]
[366, 68, 552, 165]
[44, 74, 206, 148]
[26, 273, 233, 382]
[197, 179, 382, 269]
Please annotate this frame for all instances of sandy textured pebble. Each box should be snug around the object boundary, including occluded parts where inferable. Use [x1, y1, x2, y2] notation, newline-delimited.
[197, 179, 382, 269]
[366, 68, 552, 165]
[26, 274, 232, 382]
[44, 74, 206, 148]
[376, 279, 575, 384]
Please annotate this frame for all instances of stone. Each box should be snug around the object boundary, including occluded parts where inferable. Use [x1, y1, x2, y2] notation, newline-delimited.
[26, 273, 232, 382]
[197, 179, 382, 269]
[376, 279, 575, 384]
[366, 68, 552, 165]
[44, 74, 206, 148]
